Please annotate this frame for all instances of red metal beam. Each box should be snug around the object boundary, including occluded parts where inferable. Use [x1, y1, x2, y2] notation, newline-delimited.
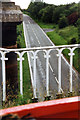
[0, 96, 80, 119]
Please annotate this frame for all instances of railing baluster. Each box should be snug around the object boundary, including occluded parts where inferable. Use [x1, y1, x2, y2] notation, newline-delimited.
[68, 49, 75, 92]
[57, 50, 62, 93]
[17, 53, 24, 96]
[1, 52, 8, 101]
[46, 54, 49, 96]
[2, 55, 6, 101]
[16, 52, 24, 96]
[33, 52, 37, 98]
[20, 57, 24, 95]
[44, 50, 50, 96]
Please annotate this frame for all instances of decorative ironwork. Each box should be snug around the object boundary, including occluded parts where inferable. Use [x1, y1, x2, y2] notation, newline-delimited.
[0, 44, 80, 101]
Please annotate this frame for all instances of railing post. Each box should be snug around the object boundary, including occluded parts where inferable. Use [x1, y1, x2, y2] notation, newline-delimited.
[17, 55, 24, 96]
[57, 50, 62, 93]
[44, 51, 50, 97]
[1, 52, 8, 101]
[33, 52, 37, 98]
[68, 50, 75, 93]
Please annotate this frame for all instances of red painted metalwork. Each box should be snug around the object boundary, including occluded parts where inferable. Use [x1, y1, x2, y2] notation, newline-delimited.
[0, 96, 80, 119]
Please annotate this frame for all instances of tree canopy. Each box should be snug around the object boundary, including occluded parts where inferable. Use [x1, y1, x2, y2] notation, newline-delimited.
[26, 2, 78, 26]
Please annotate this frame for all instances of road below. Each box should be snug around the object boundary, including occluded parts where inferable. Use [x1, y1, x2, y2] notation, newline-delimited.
[23, 14, 79, 101]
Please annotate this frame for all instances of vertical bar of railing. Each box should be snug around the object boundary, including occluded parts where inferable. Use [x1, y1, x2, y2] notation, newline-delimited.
[45, 51, 50, 96]
[33, 52, 37, 98]
[1, 53, 8, 101]
[70, 54, 73, 92]
[2, 56, 6, 101]
[20, 57, 23, 95]
[57, 50, 62, 93]
[68, 50, 75, 92]
[17, 52, 24, 96]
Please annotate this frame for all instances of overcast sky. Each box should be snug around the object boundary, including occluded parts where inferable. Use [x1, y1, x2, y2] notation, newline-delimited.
[11, 0, 79, 9]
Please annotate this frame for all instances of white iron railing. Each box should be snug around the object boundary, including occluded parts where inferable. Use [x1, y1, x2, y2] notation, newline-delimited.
[0, 44, 80, 101]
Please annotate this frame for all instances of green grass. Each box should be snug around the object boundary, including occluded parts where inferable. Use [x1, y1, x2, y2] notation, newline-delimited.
[35, 20, 57, 29]
[58, 26, 78, 44]
[17, 24, 25, 48]
[47, 31, 67, 45]
[47, 30, 70, 61]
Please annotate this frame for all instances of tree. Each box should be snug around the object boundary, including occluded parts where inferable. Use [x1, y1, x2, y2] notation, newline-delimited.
[67, 12, 78, 25]
[59, 16, 68, 28]
[52, 6, 66, 24]
[70, 38, 77, 44]
[39, 5, 55, 23]
[27, 2, 47, 19]
[76, 18, 80, 43]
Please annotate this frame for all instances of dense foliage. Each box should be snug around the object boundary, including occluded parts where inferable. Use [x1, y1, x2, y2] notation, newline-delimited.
[59, 16, 68, 28]
[26, 2, 79, 26]
[76, 18, 80, 43]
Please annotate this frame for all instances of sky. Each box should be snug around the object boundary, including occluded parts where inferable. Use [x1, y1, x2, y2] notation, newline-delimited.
[11, 0, 80, 9]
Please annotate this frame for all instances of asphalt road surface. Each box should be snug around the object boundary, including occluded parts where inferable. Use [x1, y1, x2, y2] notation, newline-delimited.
[23, 14, 79, 101]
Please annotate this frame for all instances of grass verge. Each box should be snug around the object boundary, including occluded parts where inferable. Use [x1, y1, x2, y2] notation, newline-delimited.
[35, 20, 57, 29]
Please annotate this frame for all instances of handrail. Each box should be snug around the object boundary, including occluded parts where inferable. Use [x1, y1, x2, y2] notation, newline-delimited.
[0, 44, 80, 52]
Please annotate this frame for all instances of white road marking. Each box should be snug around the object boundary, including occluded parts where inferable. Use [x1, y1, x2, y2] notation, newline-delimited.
[49, 62, 64, 93]
[27, 19, 41, 46]
[55, 77, 63, 93]
[49, 63, 53, 72]
[31, 26, 41, 46]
